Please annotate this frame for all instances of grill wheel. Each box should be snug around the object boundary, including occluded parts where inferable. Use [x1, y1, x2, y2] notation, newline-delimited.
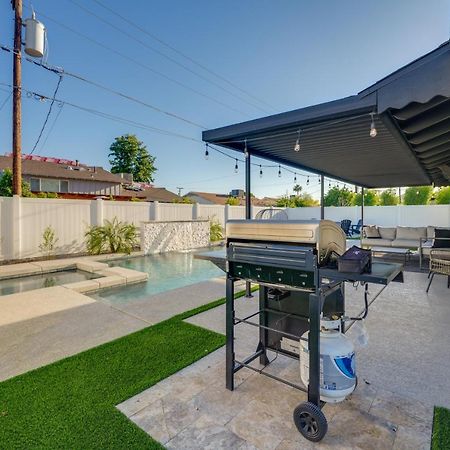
[293, 401, 328, 442]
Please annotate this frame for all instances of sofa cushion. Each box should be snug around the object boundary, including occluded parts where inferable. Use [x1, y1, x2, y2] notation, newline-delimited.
[363, 225, 380, 238]
[396, 226, 426, 240]
[433, 228, 450, 248]
[391, 239, 420, 248]
[362, 238, 393, 247]
[427, 226, 435, 239]
[378, 227, 396, 240]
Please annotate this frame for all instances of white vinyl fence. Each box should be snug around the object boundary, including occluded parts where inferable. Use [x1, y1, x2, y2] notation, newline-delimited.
[0, 196, 449, 261]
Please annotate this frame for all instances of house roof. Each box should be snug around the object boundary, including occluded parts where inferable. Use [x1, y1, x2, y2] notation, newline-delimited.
[203, 41, 450, 188]
[121, 186, 181, 202]
[0, 156, 124, 184]
[186, 191, 277, 206]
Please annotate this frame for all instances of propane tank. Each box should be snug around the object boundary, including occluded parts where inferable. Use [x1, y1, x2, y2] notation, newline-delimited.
[25, 11, 46, 58]
[300, 317, 356, 403]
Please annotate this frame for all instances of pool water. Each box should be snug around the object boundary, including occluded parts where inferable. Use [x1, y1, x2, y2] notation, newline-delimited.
[0, 270, 101, 296]
[92, 249, 224, 304]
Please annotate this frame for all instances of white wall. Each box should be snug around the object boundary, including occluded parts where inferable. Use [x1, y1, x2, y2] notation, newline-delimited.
[1, 197, 449, 261]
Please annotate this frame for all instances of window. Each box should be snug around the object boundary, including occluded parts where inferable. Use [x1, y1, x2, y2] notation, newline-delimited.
[60, 180, 69, 193]
[30, 178, 40, 191]
[40, 179, 60, 193]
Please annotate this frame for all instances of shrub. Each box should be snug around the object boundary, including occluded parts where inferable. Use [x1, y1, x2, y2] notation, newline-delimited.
[85, 217, 138, 255]
[38, 226, 59, 258]
[403, 186, 432, 205]
[225, 196, 240, 206]
[435, 186, 450, 205]
[324, 187, 355, 206]
[210, 219, 223, 242]
[379, 189, 399, 206]
[0, 168, 32, 197]
[352, 189, 379, 206]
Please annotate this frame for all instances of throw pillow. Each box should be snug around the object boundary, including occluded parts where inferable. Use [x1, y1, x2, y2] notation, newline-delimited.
[364, 225, 380, 239]
[379, 227, 396, 240]
[433, 228, 450, 248]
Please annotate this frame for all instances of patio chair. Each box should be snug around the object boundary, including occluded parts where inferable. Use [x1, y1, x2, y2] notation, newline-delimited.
[340, 219, 352, 237]
[426, 249, 450, 293]
[351, 219, 363, 236]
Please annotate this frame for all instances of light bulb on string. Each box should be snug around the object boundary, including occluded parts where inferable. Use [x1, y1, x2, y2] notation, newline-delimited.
[204, 143, 209, 160]
[294, 173, 297, 183]
[259, 165, 263, 178]
[294, 129, 301, 152]
[234, 159, 238, 173]
[318, 176, 321, 184]
[369, 112, 377, 138]
[278, 165, 282, 178]
[328, 181, 332, 189]
[306, 176, 310, 186]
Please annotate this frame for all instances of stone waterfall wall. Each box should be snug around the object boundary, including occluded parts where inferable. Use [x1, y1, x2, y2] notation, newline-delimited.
[141, 220, 210, 254]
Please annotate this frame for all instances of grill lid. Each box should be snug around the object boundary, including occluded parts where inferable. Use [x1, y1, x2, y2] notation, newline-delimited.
[226, 220, 346, 263]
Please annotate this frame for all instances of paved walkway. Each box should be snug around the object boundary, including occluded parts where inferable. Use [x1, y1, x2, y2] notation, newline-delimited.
[0, 272, 241, 381]
[118, 270, 450, 449]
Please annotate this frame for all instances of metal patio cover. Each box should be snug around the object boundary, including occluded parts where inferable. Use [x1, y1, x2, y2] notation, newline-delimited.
[202, 41, 450, 188]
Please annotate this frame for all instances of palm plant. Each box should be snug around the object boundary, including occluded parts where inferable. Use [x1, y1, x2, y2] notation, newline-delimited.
[85, 217, 138, 255]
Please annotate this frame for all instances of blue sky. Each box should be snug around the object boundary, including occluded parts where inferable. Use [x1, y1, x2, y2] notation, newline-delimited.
[0, 0, 449, 198]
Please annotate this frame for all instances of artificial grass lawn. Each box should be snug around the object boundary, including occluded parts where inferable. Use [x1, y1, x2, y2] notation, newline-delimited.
[432, 406, 450, 450]
[0, 290, 249, 449]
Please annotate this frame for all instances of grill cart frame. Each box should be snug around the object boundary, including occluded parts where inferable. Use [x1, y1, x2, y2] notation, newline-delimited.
[208, 242, 404, 442]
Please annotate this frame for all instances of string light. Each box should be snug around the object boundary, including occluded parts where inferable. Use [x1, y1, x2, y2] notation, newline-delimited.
[204, 143, 209, 160]
[234, 159, 238, 173]
[369, 112, 377, 138]
[307, 176, 310, 186]
[328, 181, 332, 188]
[318, 176, 321, 184]
[278, 165, 282, 177]
[294, 129, 301, 152]
[294, 173, 297, 183]
[259, 165, 263, 178]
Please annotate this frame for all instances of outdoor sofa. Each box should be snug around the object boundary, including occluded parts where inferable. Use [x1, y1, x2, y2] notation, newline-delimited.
[361, 225, 450, 269]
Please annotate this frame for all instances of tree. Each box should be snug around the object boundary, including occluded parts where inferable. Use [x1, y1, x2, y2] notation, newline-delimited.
[379, 189, 399, 206]
[173, 197, 194, 204]
[276, 193, 318, 208]
[109, 134, 157, 183]
[323, 187, 354, 206]
[435, 186, 450, 205]
[403, 186, 432, 205]
[0, 168, 32, 197]
[352, 189, 379, 206]
[293, 184, 302, 195]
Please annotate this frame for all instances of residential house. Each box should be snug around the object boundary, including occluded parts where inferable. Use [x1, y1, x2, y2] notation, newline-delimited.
[0, 154, 180, 202]
[185, 190, 277, 206]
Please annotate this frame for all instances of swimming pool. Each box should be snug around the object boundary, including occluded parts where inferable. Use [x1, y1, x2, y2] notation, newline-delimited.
[92, 249, 224, 304]
[0, 270, 101, 296]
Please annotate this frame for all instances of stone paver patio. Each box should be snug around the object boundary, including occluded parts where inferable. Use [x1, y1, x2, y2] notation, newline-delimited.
[118, 269, 450, 449]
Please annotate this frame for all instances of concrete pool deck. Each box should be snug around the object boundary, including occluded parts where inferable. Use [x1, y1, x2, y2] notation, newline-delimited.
[118, 270, 450, 449]
[0, 266, 241, 381]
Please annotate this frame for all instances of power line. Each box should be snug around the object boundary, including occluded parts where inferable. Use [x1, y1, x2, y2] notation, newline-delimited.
[30, 75, 64, 154]
[91, 0, 276, 112]
[21, 7, 252, 118]
[0, 92, 12, 111]
[1, 43, 207, 129]
[40, 103, 64, 151]
[66, 0, 271, 114]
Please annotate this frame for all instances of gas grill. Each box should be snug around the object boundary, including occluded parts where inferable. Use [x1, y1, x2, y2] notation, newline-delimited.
[212, 219, 404, 442]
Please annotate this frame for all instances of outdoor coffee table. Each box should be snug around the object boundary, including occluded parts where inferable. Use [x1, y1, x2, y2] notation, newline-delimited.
[371, 247, 412, 265]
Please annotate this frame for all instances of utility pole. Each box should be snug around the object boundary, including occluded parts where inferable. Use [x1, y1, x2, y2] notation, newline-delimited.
[176, 187, 183, 196]
[12, 0, 22, 196]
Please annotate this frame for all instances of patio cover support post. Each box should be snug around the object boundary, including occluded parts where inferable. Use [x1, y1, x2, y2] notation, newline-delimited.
[360, 187, 364, 246]
[320, 175, 325, 220]
[245, 150, 253, 298]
